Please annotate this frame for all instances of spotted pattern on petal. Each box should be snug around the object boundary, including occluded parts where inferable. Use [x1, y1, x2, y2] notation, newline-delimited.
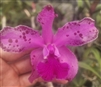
[37, 5, 55, 26]
[0, 25, 43, 52]
[54, 17, 99, 46]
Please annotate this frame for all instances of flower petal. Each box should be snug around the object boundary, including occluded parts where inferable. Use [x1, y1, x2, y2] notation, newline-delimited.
[30, 48, 43, 66]
[58, 46, 78, 81]
[37, 5, 56, 44]
[29, 48, 43, 82]
[54, 17, 99, 47]
[28, 69, 39, 83]
[0, 25, 43, 52]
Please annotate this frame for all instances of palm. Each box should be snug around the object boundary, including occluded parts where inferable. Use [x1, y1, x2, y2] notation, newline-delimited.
[2, 63, 20, 86]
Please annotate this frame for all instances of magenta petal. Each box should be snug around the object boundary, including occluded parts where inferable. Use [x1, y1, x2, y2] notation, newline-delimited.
[37, 5, 55, 43]
[29, 69, 39, 83]
[37, 55, 69, 81]
[30, 48, 43, 66]
[55, 62, 69, 79]
[37, 61, 54, 81]
[58, 46, 78, 81]
[29, 48, 43, 82]
[0, 25, 43, 52]
[54, 17, 99, 47]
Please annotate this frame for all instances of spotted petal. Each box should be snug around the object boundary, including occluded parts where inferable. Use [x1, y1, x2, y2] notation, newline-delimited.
[54, 17, 99, 47]
[0, 25, 43, 52]
[29, 48, 43, 83]
[30, 48, 43, 66]
[58, 46, 78, 81]
[37, 5, 56, 44]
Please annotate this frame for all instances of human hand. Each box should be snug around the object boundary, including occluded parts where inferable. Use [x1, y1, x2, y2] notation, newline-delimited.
[0, 48, 38, 87]
[0, 48, 68, 87]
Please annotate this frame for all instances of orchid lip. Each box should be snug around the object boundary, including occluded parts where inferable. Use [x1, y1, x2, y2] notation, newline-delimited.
[37, 53, 70, 81]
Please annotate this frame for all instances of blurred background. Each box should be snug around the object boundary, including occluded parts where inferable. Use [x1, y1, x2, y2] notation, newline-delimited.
[0, 0, 101, 87]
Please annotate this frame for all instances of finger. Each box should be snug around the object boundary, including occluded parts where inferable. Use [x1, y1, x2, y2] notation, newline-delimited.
[0, 58, 11, 75]
[20, 73, 38, 86]
[10, 55, 32, 75]
[0, 47, 32, 62]
[0, 58, 19, 86]
[0, 58, 16, 76]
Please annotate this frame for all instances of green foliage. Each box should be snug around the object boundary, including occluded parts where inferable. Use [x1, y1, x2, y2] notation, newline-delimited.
[79, 62, 101, 79]
[0, 0, 33, 29]
[78, 47, 101, 87]
[77, 0, 83, 7]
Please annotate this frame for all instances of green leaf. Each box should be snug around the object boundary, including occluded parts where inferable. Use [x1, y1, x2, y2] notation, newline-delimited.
[79, 62, 101, 79]
[96, 13, 101, 28]
[24, 1, 32, 7]
[77, 0, 83, 7]
[96, 4, 101, 11]
[91, 48, 101, 73]
[83, 47, 101, 69]
[84, 0, 91, 9]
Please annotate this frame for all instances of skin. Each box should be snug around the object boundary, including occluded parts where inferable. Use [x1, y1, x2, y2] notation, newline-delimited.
[0, 48, 68, 87]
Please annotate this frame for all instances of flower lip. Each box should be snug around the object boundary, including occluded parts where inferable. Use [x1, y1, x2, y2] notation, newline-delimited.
[37, 54, 70, 81]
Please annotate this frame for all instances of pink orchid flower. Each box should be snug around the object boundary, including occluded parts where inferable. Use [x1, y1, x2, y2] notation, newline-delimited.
[0, 5, 99, 82]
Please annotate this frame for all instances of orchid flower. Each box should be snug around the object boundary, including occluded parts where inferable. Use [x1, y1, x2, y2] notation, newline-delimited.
[0, 5, 98, 82]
